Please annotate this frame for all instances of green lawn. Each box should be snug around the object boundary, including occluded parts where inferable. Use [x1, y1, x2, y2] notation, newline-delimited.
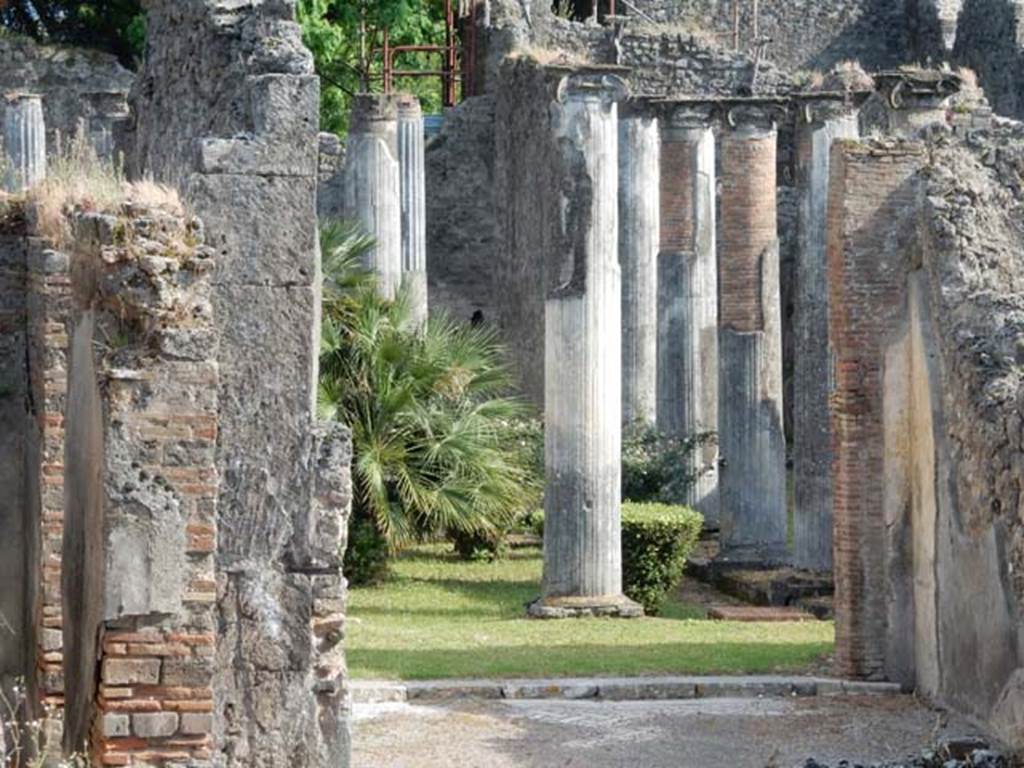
[347, 544, 834, 680]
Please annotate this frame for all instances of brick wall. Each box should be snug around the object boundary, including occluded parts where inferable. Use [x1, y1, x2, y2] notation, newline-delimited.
[659, 129, 696, 252]
[827, 140, 927, 679]
[719, 127, 777, 333]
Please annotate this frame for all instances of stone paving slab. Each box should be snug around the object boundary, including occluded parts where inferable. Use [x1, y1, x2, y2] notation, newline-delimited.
[350, 675, 903, 704]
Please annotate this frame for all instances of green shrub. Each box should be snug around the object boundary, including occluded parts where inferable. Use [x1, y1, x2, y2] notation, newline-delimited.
[621, 502, 703, 615]
[344, 514, 392, 586]
[621, 423, 715, 505]
[519, 503, 703, 615]
[449, 526, 508, 561]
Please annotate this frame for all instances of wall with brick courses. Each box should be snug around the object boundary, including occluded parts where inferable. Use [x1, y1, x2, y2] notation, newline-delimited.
[828, 127, 1024, 749]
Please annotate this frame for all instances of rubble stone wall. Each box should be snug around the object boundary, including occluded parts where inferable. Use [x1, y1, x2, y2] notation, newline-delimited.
[0, 33, 134, 157]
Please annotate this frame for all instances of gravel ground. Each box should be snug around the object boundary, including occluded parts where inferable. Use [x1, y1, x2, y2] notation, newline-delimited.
[353, 695, 980, 768]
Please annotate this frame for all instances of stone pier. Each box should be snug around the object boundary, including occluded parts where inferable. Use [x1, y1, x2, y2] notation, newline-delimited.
[656, 106, 719, 524]
[718, 118, 787, 563]
[344, 94, 402, 298]
[618, 104, 659, 427]
[531, 72, 641, 619]
[397, 94, 428, 325]
[2, 93, 46, 192]
[792, 104, 859, 572]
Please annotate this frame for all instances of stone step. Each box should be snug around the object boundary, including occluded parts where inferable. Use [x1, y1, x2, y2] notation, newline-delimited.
[707, 605, 818, 622]
[351, 675, 903, 704]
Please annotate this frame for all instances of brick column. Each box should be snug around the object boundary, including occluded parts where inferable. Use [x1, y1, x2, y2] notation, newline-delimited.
[792, 105, 859, 572]
[827, 141, 926, 679]
[531, 72, 641, 619]
[344, 94, 402, 298]
[657, 106, 718, 526]
[718, 119, 787, 562]
[618, 103, 659, 427]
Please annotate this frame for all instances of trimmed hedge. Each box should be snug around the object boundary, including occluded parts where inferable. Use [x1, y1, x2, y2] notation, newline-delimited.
[527, 502, 704, 615]
[621, 502, 703, 615]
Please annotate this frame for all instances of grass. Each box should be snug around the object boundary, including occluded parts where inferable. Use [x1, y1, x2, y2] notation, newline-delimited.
[347, 544, 834, 680]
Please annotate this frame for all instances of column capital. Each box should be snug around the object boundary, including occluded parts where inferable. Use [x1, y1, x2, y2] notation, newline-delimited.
[349, 93, 400, 131]
[553, 67, 630, 106]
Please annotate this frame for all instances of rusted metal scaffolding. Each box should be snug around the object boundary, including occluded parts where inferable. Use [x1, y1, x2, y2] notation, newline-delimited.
[377, 0, 476, 107]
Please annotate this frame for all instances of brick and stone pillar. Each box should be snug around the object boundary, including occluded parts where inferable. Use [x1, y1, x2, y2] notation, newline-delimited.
[344, 94, 402, 298]
[3, 93, 46, 192]
[792, 104, 859, 572]
[530, 72, 641, 619]
[718, 116, 787, 563]
[828, 140, 927, 680]
[618, 104, 659, 427]
[396, 94, 428, 326]
[657, 106, 719, 526]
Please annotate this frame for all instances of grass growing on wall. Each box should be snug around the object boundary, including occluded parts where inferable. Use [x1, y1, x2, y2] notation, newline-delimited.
[346, 544, 834, 680]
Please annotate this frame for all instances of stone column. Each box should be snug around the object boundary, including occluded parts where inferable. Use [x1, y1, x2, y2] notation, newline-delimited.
[618, 104, 659, 427]
[657, 107, 719, 525]
[792, 105, 858, 572]
[530, 73, 641, 619]
[396, 94, 428, 326]
[3, 93, 46, 192]
[718, 117, 787, 563]
[344, 94, 402, 298]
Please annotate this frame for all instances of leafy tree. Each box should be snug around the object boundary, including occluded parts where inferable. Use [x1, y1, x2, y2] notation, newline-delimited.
[0, 0, 145, 66]
[318, 221, 540, 584]
[297, 0, 446, 135]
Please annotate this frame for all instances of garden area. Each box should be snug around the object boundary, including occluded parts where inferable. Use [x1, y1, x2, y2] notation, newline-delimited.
[321, 221, 833, 683]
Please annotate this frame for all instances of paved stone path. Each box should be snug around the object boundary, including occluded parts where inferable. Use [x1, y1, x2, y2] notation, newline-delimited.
[353, 695, 976, 768]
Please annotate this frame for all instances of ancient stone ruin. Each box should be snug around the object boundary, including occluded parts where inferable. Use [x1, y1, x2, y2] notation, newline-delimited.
[0, 0, 1022, 765]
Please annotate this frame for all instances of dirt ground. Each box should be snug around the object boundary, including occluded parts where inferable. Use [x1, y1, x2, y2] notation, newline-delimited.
[353, 694, 977, 768]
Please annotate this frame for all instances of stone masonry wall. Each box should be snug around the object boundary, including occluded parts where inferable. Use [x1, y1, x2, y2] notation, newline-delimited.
[59, 205, 220, 766]
[131, 2, 353, 766]
[954, 0, 1024, 120]
[828, 125, 1024, 749]
[0, 32, 134, 157]
[626, 0, 931, 72]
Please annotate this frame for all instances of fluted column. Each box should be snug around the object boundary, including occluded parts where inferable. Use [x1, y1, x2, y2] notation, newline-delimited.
[793, 105, 859, 572]
[3, 93, 46, 192]
[657, 107, 719, 526]
[530, 73, 641, 619]
[718, 117, 787, 563]
[618, 105, 659, 427]
[396, 94, 428, 326]
[343, 94, 402, 298]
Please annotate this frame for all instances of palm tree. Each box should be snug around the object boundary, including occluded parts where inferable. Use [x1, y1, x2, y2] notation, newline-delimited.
[318, 221, 540, 583]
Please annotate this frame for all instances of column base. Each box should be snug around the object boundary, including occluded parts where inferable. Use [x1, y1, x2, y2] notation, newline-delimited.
[527, 595, 644, 619]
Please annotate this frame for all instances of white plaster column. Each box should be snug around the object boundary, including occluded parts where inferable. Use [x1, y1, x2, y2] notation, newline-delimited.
[793, 104, 859, 572]
[343, 94, 402, 298]
[396, 93, 428, 326]
[657, 107, 719, 526]
[618, 105, 659, 427]
[531, 72, 642, 619]
[3, 93, 46, 192]
[718, 118, 787, 563]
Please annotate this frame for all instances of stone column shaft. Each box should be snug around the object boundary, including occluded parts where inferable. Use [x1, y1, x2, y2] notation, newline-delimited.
[3, 93, 46, 192]
[657, 120, 719, 524]
[532, 74, 640, 619]
[397, 94, 428, 326]
[793, 109, 858, 572]
[718, 124, 787, 562]
[344, 94, 402, 298]
[618, 111, 659, 427]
